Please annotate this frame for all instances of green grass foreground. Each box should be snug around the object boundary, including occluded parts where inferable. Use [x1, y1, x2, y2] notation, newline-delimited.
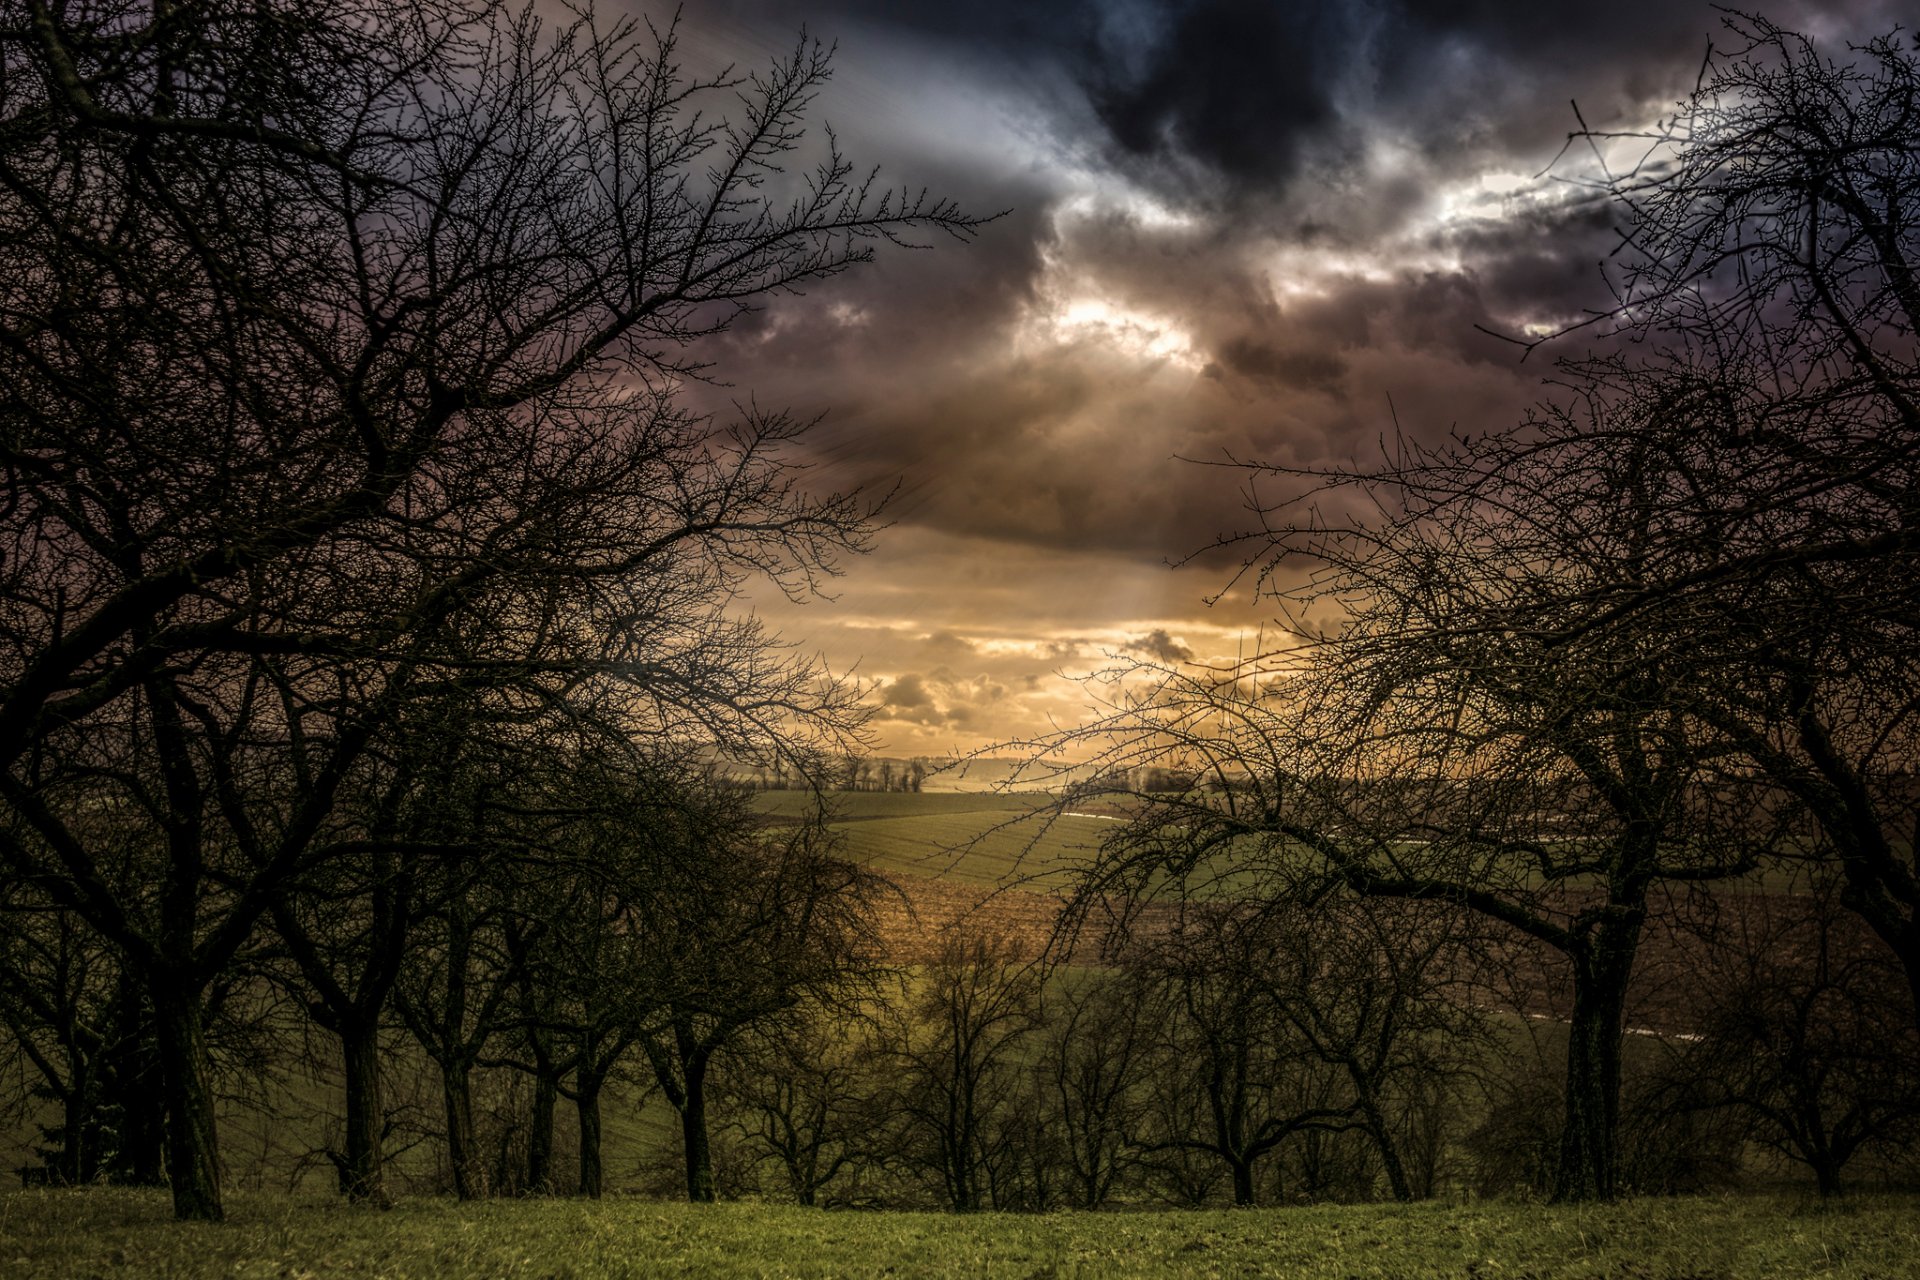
[3, 1191, 1917, 1279]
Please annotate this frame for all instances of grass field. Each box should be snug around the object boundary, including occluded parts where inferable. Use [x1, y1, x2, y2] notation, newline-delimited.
[756, 791, 1110, 889]
[4, 1188, 1916, 1278]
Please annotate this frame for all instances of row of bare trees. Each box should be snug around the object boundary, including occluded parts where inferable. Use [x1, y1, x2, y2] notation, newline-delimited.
[1017, 11, 1920, 1203]
[704, 880, 1913, 1210]
[0, 0, 979, 1220]
[708, 916, 1471, 1212]
[9, 822, 1908, 1209]
[1, 761, 884, 1201]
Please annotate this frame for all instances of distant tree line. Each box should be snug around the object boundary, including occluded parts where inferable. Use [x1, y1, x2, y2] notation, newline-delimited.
[744, 756, 931, 793]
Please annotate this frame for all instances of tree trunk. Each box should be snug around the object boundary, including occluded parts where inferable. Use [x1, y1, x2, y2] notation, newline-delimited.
[442, 1062, 479, 1200]
[948, 1101, 980, 1211]
[1812, 1152, 1844, 1198]
[1362, 1103, 1414, 1202]
[1230, 1156, 1255, 1207]
[1553, 912, 1641, 1203]
[526, 1064, 557, 1194]
[106, 984, 166, 1186]
[576, 1072, 604, 1199]
[57, 1075, 101, 1184]
[679, 1045, 715, 1203]
[151, 985, 222, 1221]
[339, 1018, 389, 1205]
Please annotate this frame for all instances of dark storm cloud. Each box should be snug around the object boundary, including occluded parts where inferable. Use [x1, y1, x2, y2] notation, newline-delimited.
[1211, 338, 1346, 391]
[707, 0, 1897, 222]
[872, 668, 1013, 730]
[1080, 1, 1352, 200]
[881, 673, 935, 710]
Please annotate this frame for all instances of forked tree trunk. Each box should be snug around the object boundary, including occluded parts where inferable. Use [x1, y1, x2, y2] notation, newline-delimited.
[1229, 1156, 1255, 1207]
[1812, 1152, 1844, 1198]
[646, 1025, 722, 1204]
[442, 1063, 479, 1199]
[151, 984, 222, 1221]
[1359, 1098, 1414, 1202]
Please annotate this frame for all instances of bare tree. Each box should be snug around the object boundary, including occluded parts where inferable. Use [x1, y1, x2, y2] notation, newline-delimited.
[881, 931, 1045, 1212]
[1125, 899, 1371, 1207]
[712, 997, 892, 1207]
[0, 0, 979, 1220]
[1036, 969, 1153, 1208]
[1525, 11, 1920, 1020]
[637, 788, 885, 1204]
[1025, 378, 1807, 1199]
[0, 888, 135, 1185]
[1254, 893, 1489, 1202]
[499, 768, 659, 1201]
[390, 722, 541, 1201]
[1664, 876, 1920, 1195]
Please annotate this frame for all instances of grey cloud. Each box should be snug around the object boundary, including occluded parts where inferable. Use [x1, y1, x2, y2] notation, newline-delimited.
[920, 630, 979, 657]
[881, 673, 934, 709]
[871, 667, 1012, 729]
[675, 1, 1901, 230]
[1124, 628, 1195, 663]
[1210, 339, 1347, 391]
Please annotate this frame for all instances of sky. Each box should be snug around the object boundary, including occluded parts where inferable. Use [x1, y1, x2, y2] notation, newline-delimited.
[638, 0, 1901, 758]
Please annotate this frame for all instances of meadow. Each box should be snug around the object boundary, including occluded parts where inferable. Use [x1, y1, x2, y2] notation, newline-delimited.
[5, 1187, 1917, 1279]
[754, 789, 1105, 889]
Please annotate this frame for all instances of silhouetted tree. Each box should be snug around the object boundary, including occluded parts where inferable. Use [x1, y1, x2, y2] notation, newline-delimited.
[0, 890, 137, 1184]
[0, 0, 977, 1220]
[640, 793, 884, 1203]
[1126, 901, 1364, 1207]
[1037, 970, 1153, 1208]
[713, 998, 893, 1206]
[1666, 878, 1920, 1194]
[1532, 11, 1920, 1025]
[1254, 893, 1489, 1202]
[883, 931, 1045, 1212]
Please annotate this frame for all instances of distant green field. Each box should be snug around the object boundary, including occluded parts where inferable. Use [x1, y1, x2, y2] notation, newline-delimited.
[756, 791, 1115, 888]
[6, 1188, 1915, 1279]
[751, 791, 1341, 898]
[752, 790, 1051, 821]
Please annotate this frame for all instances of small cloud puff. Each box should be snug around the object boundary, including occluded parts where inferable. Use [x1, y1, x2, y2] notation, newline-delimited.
[1124, 628, 1194, 663]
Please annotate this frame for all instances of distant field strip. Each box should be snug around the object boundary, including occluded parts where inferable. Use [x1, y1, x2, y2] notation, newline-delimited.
[755, 792, 1111, 888]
